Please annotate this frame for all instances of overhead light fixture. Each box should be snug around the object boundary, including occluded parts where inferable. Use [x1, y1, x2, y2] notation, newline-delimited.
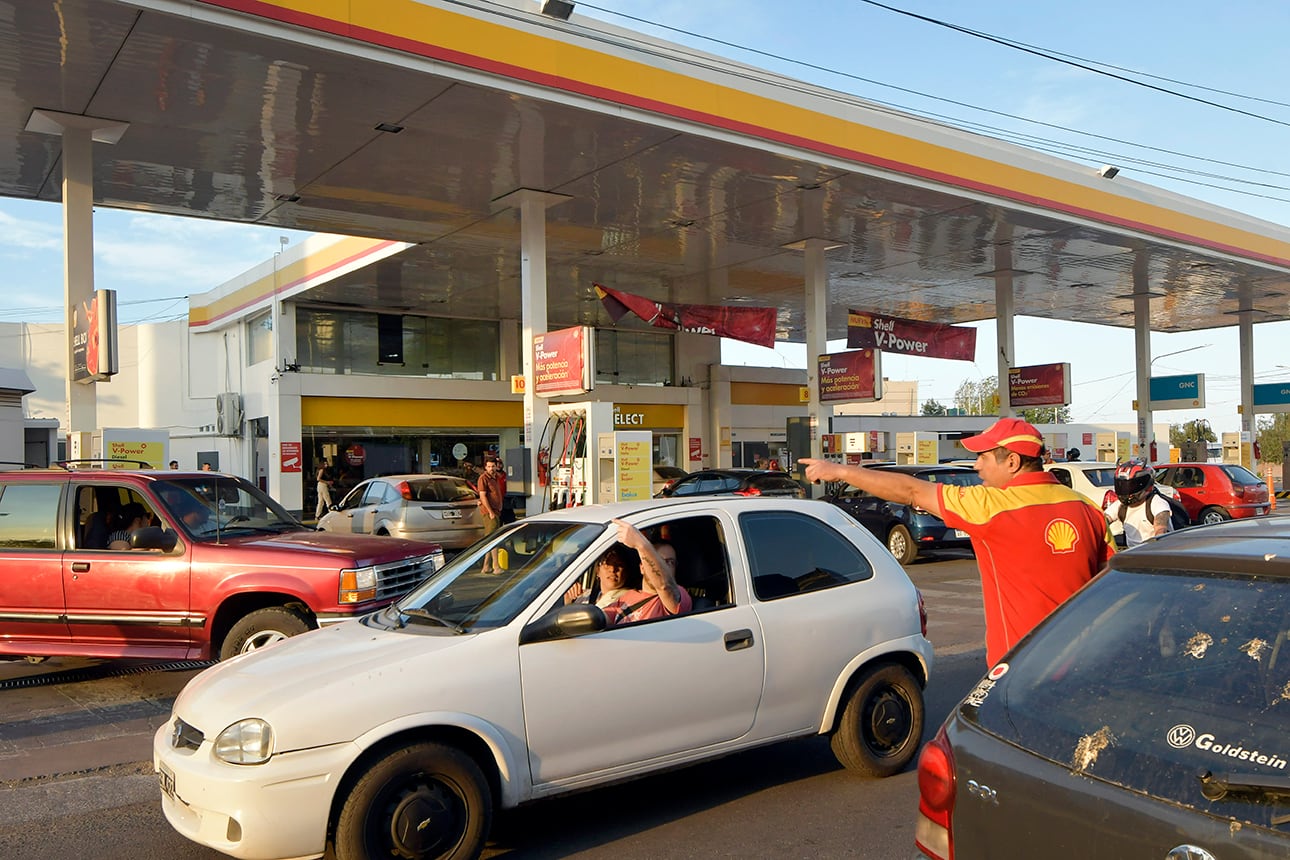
[274, 193, 301, 203]
[1098, 165, 1120, 179]
[374, 122, 404, 134]
[540, 0, 574, 19]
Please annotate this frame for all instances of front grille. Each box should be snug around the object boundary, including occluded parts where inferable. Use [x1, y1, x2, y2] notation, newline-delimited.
[374, 553, 440, 601]
[170, 716, 204, 750]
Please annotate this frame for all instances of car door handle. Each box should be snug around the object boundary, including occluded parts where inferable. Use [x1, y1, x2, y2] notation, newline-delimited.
[724, 629, 754, 651]
[71, 562, 90, 572]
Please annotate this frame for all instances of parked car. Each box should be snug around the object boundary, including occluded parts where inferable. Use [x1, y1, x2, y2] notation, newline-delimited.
[0, 468, 444, 662]
[1044, 460, 1117, 507]
[915, 516, 1290, 859]
[826, 463, 981, 564]
[652, 464, 689, 496]
[155, 497, 932, 860]
[318, 473, 483, 549]
[658, 468, 806, 499]
[1153, 461, 1271, 525]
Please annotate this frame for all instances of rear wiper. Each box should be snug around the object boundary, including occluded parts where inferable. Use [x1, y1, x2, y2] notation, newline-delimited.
[400, 607, 466, 634]
[1198, 769, 1290, 804]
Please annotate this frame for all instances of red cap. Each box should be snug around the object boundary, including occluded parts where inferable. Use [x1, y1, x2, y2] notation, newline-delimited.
[961, 418, 1046, 458]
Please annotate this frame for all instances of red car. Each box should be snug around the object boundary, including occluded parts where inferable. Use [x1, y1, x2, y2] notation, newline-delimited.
[1152, 461, 1271, 525]
[0, 468, 443, 661]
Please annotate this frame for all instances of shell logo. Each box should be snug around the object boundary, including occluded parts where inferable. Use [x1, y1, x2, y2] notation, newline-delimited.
[1045, 518, 1080, 554]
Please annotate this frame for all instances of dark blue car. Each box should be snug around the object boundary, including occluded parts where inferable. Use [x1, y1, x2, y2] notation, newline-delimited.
[825, 463, 981, 564]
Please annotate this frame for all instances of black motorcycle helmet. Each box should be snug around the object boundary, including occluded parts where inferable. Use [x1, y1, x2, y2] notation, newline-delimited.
[1113, 460, 1155, 505]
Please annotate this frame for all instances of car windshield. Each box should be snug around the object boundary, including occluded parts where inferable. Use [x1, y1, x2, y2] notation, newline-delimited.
[408, 477, 478, 502]
[386, 520, 605, 632]
[151, 476, 302, 541]
[965, 567, 1290, 830]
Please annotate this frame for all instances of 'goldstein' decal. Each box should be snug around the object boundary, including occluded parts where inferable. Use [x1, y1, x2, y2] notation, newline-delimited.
[1167, 724, 1288, 769]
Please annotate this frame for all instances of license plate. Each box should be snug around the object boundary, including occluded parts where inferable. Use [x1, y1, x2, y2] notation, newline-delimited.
[954, 529, 970, 538]
[441, 509, 462, 519]
[159, 762, 176, 799]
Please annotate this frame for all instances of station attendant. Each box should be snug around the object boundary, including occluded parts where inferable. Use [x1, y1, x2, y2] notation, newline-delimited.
[803, 417, 1114, 664]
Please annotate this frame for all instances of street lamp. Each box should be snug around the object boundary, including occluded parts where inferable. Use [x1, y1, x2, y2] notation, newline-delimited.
[1150, 343, 1211, 369]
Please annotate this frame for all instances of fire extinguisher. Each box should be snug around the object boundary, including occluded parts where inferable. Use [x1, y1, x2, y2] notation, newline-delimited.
[1149, 440, 1158, 463]
[537, 449, 550, 487]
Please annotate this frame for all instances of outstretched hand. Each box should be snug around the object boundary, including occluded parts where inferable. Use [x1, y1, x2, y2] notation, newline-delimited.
[800, 458, 845, 485]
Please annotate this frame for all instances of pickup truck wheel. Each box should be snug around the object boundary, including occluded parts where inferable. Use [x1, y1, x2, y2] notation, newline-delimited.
[886, 525, 917, 565]
[335, 741, 490, 860]
[830, 662, 923, 777]
[220, 607, 310, 660]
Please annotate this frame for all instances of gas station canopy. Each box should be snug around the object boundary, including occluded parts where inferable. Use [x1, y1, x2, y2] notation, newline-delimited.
[5, 0, 1290, 340]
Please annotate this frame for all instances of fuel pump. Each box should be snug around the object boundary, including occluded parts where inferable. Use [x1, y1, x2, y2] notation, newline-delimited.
[533, 402, 616, 511]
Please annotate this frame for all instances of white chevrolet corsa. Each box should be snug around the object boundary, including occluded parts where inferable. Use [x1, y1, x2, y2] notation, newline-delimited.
[155, 498, 933, 860]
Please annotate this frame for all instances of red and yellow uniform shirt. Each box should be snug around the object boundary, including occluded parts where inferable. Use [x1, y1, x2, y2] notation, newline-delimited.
[938, 471, 1115, 664]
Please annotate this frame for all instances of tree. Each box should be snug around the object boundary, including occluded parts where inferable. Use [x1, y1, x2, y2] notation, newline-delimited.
[954, 377, 998, 415]
[1257, 413, 1289, 465]
[1020, 405, 1071, 424]
[921, 399, 948, 416]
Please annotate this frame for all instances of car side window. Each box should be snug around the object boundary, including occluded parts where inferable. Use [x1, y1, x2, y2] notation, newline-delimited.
[1049, 468, 1073, 489]
[740, 511, 874, 601]
[362, 482, 388, 506]
[0, 483, 62, 549]
[336, 482, 368, 510]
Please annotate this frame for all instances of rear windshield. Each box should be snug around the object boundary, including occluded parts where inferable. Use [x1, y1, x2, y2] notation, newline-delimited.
[750, 475, 803, 491]
[1079, 466, 1116, 488]
[918, 470, 982, 488]
[409, 478, 477, 502]
[964, 568, 1290, 831]
[1221, 465, 1264, 486]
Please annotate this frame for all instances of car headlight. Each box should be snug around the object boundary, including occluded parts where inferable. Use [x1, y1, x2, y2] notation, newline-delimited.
[213, 718, 274, 765]
[340, 566, 378, 603]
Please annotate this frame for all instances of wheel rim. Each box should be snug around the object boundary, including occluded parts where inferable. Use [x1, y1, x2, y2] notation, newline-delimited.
[862, 683, 914, 757]
[240, 630, 289, 653]
[888, 530, 908, 559]
[1202, 510, 1225, 525]
[379, 774, 469, 859]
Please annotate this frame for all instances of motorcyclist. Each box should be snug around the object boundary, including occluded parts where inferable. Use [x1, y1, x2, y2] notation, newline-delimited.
[1104, 460, 1172, 547]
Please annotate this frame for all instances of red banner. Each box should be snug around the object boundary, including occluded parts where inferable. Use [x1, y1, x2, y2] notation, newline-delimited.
[534, 326, 593, 397]
[595, 283, 777, 348]
[1008, 362, 1071, 407]
[818, 349, 883, 402]
[846, 310, 976, 361]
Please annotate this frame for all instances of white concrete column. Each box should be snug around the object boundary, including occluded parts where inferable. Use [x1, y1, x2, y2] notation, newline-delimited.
[1134, 299, 1153, 461]
[26, 110, 128, 438]
[1238, 310, 1256, 469]
[804, 238, 831, 496]
[993, 232, 1016, 418]
[495, 188, 569, 515]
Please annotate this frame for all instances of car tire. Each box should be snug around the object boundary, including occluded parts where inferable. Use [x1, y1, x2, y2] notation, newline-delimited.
[334, 741, 491, 860]
[830, 662, 924, 777]
[219, 607, 311, 660]
[886, 525, 917, 565]
[1199, 505, 1230, 525]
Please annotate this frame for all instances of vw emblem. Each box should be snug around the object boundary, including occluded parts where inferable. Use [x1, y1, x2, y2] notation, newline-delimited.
[1167, 724, 1196, 749]
[1165, 846, 1216, 860]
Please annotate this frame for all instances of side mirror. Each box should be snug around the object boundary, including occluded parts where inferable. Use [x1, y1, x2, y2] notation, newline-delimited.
[130, 526, 179, 553]
[519, 604, 608, 644]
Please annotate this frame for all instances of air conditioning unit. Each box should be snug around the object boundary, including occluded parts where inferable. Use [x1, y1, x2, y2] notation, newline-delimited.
[215, 392, 244, 436]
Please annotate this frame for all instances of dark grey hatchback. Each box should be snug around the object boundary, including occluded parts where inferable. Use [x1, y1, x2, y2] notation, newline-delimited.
[916, 516, 1290, 859]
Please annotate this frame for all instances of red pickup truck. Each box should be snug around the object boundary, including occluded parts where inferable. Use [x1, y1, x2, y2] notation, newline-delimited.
[0, 468, 444, 661]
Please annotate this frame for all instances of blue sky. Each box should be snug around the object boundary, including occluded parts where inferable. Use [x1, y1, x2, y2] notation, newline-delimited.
[6, 0, 1290, 433]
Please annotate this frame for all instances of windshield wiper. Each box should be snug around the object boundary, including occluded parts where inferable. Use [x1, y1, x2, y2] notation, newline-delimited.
[400, 607, 466, 634]
[1198, 769, 1290, 802]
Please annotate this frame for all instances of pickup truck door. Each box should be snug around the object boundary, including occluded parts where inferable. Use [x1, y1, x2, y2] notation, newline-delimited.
[62, 482, 194, 658]
[0, 482, 70, 650]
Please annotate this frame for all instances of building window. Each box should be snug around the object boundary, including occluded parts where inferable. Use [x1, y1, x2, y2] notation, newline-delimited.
[247, 309, 274, 366]
[295, 308, 499, 380]
[595, 329, 673, 386]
